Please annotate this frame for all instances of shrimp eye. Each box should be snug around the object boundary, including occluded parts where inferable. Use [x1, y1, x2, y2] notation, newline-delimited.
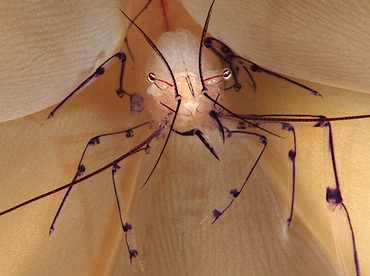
[147, 72, 156, 83]
[147, 72, 173, 91]
[223, 68, 232, 80]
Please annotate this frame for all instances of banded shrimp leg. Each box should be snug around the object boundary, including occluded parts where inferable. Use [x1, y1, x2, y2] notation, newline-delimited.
[213, 113, 367, 275]
[44, 52, 163, 271]
[38, 1, 162, 270]
[199, 39, 367, 276]
[0, 0, 215, 273]
[120, 0, 368, 274]
[0, 1, 158, 275]
[194, 1, 369, 274]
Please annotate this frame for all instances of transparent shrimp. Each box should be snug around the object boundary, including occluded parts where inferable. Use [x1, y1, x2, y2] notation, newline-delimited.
[0, 0, 369, 275]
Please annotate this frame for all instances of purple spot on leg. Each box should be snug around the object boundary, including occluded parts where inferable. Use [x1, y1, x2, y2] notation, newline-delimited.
[130, 94, 144, 116]
[237, 121, 246, 129]
[112, 164, 121, 174]
[76, 165, 85, 177]
[288, 150, 296, 161]
[94, 67, 105, 76]
[123, 223, 132, 232]
[230, 189, 239, 198]
[144, 144, 151, 154]
[88, 137, 100, 146]
[212, 209, 221, 219]
[326, 187, 343, 205]
[126, 129, 134, 138]
[129, 250, 139, 259]
[116, 88, 125, 98]
[282, 123, 293, 131]
[117, 52, 126, 61]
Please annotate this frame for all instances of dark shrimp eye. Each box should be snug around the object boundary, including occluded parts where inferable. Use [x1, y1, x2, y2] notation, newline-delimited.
[147, 72, 156, 83]
[223, 68, 232, 80]
[146, 72, 173, 91]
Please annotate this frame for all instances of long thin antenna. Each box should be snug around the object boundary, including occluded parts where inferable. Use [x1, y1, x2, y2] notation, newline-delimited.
[198, 0, 283, 139]
[0, 126, 165, 217]
[119, 7, 183, 187]
[119, 8, 179, 99]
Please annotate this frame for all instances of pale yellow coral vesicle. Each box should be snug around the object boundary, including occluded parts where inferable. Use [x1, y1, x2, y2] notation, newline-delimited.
[0, 0, 368, 275]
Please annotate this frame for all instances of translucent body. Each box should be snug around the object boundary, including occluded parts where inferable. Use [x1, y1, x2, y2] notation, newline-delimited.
[146, 29, 225, 125]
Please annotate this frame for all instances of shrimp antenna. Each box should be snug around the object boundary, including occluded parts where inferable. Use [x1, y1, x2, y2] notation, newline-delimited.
[198, 0, 283, 138]
[198, 0, 215, 90]
[0, 125, 164, 217]
[119, 8, 179, 98]
[126, 0, 153, 30]
[118, 8, 182, 188]
[0, 8, 183, 216]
